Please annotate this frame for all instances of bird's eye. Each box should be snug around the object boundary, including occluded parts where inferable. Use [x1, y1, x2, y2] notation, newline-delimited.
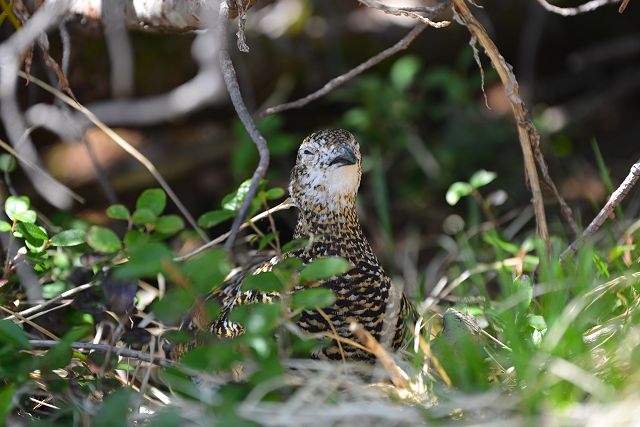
[303, 150, 313, 155]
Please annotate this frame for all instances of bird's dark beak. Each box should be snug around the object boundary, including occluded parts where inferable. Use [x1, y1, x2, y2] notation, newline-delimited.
[328, 145, 358, 167]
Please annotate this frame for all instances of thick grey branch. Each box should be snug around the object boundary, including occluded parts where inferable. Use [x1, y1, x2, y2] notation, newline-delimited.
[67, 0, 212, 32]
[0, 0, 73, 209]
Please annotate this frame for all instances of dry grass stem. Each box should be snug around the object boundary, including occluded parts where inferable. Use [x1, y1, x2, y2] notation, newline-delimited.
[18, 72, 209, 242]
[349, 322, 410, 389]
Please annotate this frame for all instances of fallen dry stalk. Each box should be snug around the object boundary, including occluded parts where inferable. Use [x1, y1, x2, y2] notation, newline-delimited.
[349, 322, 409, 389]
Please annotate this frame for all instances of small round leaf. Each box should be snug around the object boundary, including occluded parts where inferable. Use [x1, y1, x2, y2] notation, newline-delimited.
[86, 226, 122, 253]
[136, 188, 166, 216]
[51, 229, 86, 247]
[106, 204, 130, 220]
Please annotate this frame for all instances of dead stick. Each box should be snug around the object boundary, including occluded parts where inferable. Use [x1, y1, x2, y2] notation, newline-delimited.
[561, 159, 640, 260]
[28, 339, 173, 367]
[349, 322, 409, 389]
[452, 0, 551, 253]
[218, 3, 270, 252]
[261, 23, 428, 117]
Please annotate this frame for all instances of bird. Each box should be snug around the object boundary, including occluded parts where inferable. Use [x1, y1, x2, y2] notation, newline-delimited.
[173, 129, 410, 361]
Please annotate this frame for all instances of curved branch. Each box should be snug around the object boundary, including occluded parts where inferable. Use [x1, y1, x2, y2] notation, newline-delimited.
[452, 0, 551, 252]
[218, 2, 270, 252]
[535, 0, 621, 16]
[261, 23, 428, 116]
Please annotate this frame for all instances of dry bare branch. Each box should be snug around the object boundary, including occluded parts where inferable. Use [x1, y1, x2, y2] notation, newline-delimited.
[535, 0, 621, 16]
[28, 339, 174, 367]
[67, 0, 211, 32]
[561, 159, 640, 260]
[175, 199, 295, 262]
[349, 322, 410, 389]
[262, 23, 428, 116]
[0, 0, 74, 209]
[357, 0, 451, 28]
[21, 72, 209, 242]
[102, 0, 134, 98]
[218, 2, 270, 252]
[452, 0, 552, 253]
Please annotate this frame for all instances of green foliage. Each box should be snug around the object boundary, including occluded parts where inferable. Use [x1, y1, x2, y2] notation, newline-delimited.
[299, 257, 350, 282]
[446, 169, 496, 206]
[86, 226, 122, 253]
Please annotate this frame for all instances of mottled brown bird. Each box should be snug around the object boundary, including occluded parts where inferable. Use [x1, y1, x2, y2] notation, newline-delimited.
[176, 129, 410, 360]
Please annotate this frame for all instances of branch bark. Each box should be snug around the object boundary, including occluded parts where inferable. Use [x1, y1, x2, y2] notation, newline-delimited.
[452, 0, 551, 253]
[535, 0, 620, 16]
[218, 2, 270, 252]
[561, 159, 640, 260]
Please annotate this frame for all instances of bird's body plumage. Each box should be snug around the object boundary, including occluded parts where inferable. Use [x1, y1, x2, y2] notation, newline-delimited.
[176, 129, 408, 360]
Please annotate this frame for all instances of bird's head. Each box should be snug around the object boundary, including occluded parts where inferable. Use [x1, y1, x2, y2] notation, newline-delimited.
[289, 129, 362, 212]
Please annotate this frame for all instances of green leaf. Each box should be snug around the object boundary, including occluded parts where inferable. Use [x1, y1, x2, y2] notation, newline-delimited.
[0, 154, 16, 172]
[197, 209, 236, 228]
[182, 249, 231, 294]
[0, 384, 15, 424]
[50, 229, 86, 247]
[390, 55, 421, 91]
[137, 188, 166, 216]
[152, 288, 194, 324]
[0, 320, 30, 349]
[86, 226, 122, 253]
[291, 288, 335, 309]
[106, 204, 130, 220]
[299, 257, 350, 282]
[15, 222, 48, 242]
[41, 326, 90, 371]
[264, 187, 285, 200]
[132, 208, 157, 225]
[155, 215, 184, 234]
[4, 195, 29, 221]
[242, 272, 282, 292]
[114, 242, 172, 279]
[446, 182, 473, 206]
[95, 388, 133, 427]
[258, 232, 277, 250]
[528, 314, 547, 331]
[14, 210, 36, 224]
[281, 237, 309, 253]
[43, 281, 68, 298]
[469, 169, 497, 189]
[0, 221, 11, 232]
[124, 230, 150, 250]
[222, 179, 253, 211]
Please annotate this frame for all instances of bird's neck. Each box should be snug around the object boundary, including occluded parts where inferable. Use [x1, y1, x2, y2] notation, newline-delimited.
[293, 195, 367, 246]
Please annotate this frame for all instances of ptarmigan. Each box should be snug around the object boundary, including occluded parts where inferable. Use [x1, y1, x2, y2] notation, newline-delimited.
[175, 129, 409, 360]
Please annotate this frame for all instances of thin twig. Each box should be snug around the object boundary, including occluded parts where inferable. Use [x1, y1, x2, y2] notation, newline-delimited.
[561, 159, 640, 260]
[3, 282, 95, 321]
[452, 0, 551, 253]
[19, 72, 209, 242]
[218, 3, 270, 252]
[261, 23, 428, 116]
[526, 124, 579, 234]
[0, 137, 84, 203]
[349, 322, 409, 389]
[28, 339, 173, 367]
[174, 199, 294, 262]
[357, 0, 451, 28]
[535, 0, 620, 16]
